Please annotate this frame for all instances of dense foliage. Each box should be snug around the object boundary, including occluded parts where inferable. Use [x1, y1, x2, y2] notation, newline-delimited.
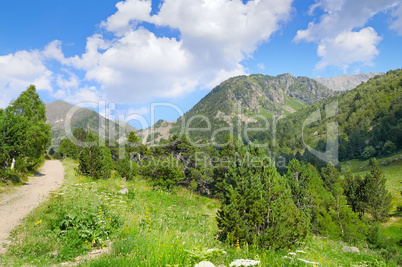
[0, 85, 51, 181]
[216, 140, 307, 249]
[274, 69, 402, 162]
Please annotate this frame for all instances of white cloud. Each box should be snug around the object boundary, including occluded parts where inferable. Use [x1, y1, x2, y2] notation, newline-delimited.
[257, 63, 265, 70]
[56, 71, 80, 89]
[53, 86, 104, 104]
[43, 40, 67, 63]
[294, 0, 401, 70]
[101, 0, 152, 35]
[390, 4, 402, 35]
[316, 27, 382, 70]
[0, 49, 53, 108]
[63, 0, 293, 104]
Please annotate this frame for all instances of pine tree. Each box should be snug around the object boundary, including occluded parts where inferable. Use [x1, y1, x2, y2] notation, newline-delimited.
[217, 144, 307, 249]
[342, 169, 365, 216]
[318, 164, 367, 242]
[116, 153, 138, 180]
[363, 158, 392, 221]
[284, 160, 328, 232]
[78, 133, 113, 179]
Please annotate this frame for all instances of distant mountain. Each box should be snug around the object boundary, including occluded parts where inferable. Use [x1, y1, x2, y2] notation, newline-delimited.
[140, 73, 336, 143]
[314, 72, 384, 91]
[45, 100, 136, 149]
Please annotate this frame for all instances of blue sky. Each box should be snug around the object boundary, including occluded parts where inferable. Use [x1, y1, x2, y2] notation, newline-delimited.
[1, 0, 402, 128]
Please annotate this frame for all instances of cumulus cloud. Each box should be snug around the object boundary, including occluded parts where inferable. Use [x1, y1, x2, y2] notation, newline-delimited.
[63, 0, 293, 104]
[53, 86, 104, 104]
[0, 49, 53, 108]
[316, 27, 382, 70]
[101, 0, 152, 35]
[294, 0, 401, 70]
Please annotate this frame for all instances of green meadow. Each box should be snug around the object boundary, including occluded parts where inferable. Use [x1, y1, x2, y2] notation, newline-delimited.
[1, 158, 400, 266]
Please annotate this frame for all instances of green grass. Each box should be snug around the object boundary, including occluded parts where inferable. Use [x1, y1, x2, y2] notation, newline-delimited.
[283, 94, 305, 111]
[1, 159, 400, 266]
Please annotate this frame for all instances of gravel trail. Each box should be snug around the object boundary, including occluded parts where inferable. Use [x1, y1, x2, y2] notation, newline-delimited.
[0, 160, 65, 254]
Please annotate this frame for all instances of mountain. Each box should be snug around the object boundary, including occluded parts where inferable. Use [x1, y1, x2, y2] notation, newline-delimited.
[314, 72, 384, 91]
[274, 69, 402, 161]
[140, 73, 336, 143]
[46, 100, 136, 149]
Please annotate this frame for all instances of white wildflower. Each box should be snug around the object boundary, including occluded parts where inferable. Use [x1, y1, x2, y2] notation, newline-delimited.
[194, 261, 215, 267]
[297, 258, 319, 265]
[229, 259, 260, 266]
[296, 250, 307, 254]
[288, 252, 297, 256]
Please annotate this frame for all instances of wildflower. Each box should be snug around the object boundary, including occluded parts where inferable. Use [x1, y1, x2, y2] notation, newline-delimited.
[229, 259, 260, 266]
[297, 258, 319, 265]
[34, 220, 42, 226]
[236, 239, 240, 250]
[194, 261, 215, 267]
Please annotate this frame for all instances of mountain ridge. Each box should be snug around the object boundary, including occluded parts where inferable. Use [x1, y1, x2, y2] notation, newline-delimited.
[45, 100, 136, 149]
[314, 72, 384, 91]
[139, 72, 337, 143]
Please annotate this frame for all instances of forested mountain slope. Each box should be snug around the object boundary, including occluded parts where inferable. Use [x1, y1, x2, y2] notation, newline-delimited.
[274, 69, 402, 161]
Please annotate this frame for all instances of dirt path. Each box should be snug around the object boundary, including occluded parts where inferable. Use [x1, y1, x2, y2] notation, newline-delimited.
[0, 160, 65, 254]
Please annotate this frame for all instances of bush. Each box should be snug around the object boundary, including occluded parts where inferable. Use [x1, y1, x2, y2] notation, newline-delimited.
[397, 205, 402, 214]
[53, 151, 62, 160]
[116, 156, 138, 180]
[362, 145, 377, 159]
[141, 154, 185, 190]
[78, 146, 113, 180]
[382, 141, 396, 155]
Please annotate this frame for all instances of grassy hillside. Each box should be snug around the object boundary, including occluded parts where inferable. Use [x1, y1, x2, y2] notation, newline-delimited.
[1, 159, 399, 266]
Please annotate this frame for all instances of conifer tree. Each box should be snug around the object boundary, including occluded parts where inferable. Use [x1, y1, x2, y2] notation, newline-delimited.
[78, 133, 113, 179]
[363, 158, 392, 221]
[318, 164, 367, 243]
[285, 160, 327, 230]
[342, 169, 365, 216]
[217, 143, 307, 249]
